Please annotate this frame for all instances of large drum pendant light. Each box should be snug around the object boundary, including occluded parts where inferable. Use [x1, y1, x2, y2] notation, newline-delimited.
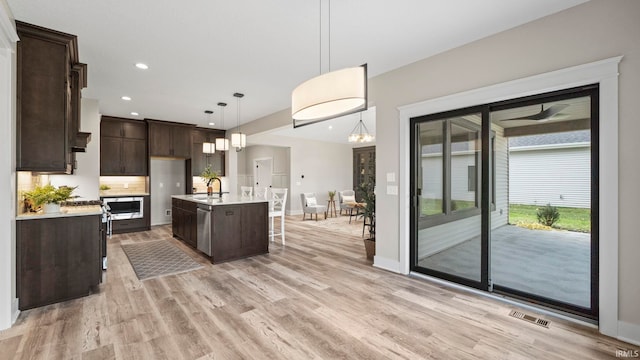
[292, 65, 367, 127]
[291, 0, 367, 128]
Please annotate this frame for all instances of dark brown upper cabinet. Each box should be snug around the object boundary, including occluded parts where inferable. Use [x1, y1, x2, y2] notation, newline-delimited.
[16, 21, 88, 173]
[147, 120, 193, 158]
[191, 128, 226, 176]
[100, 116, 147, 176]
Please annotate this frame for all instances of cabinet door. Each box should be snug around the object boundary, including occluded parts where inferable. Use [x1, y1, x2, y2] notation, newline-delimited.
[122, 138, 147, 175]
[241, 203, 269, 254]
[172, 126, 192, 158]
[212, 205, 243, 261]
[122, 121, 146, 140]
[191, 141, 206, 177]
[211, 152, 225, 176]
[148, 123, 173, 157]
[353, 146, 376, 201]
[17, 33, 70, 172]
[101, 119, 123, 137]
[183, 210, 197, 248]
[100, 137, 123, 175]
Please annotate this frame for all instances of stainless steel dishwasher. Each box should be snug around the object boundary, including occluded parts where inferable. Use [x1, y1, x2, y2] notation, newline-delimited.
[196, 203, 212, 256]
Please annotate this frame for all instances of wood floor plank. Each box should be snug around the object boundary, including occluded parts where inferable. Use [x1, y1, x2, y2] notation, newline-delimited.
[2, 218, 637, 359]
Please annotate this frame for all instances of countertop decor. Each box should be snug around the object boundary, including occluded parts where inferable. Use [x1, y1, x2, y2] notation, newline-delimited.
[22, 184, 77, 214]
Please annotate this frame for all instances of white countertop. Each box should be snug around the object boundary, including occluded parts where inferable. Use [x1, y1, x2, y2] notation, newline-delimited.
[172, 194, 268, 206]
[16, 205, 103, 220]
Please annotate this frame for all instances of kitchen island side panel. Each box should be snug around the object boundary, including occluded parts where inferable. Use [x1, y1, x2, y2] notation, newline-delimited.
[211, 202, 269, 264]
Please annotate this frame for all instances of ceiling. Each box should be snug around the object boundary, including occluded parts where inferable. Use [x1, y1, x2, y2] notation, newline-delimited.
[7, 0, 587, 133]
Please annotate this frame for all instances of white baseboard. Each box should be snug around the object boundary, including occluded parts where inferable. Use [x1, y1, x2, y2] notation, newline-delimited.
[373, 256, 403, 274]
[618, 321, 640, 346]
[11, 298, 19, 325]
[287, 210, 303, 216]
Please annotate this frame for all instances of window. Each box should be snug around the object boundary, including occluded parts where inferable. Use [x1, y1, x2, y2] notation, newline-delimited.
[468, 166, 476, 192]
[417, 115, 481, 227]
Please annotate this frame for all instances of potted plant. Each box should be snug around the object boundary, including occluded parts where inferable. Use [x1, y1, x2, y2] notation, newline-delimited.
[99, 184, 111, 195]
[358, 182, 375, 260]
[23, 184, 77, 214]
[328, 190, 336, 202]
[200, 164, 219, 196]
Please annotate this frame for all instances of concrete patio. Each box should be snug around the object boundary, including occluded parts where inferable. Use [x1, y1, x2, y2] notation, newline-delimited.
[418, 225, 591, 308]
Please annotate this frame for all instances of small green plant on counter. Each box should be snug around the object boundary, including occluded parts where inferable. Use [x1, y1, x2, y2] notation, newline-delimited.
[99, 184, 111, 191]
[200, 164, 219, 186]
[23, 184, 77, 208]
[537, 203, 560, 227]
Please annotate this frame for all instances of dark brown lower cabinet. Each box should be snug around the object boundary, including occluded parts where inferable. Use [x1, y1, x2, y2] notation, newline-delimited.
[172, 198, 197, 248]
[17, 215, 102, 310]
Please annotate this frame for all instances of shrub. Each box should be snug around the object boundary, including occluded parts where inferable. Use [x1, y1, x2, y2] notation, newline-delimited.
[536, 204, 560, 227]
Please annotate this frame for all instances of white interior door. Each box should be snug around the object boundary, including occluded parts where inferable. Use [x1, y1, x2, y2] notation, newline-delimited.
[254, 158, 273, 191]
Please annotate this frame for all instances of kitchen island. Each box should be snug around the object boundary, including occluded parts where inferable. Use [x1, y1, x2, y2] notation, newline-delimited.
[171, 194, 269, 264]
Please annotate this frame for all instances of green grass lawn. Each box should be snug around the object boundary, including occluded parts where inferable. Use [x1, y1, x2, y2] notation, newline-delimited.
[509, 203, 591, 233]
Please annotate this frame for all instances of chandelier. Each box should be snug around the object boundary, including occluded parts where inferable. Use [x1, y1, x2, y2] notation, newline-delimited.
[348, 112, 374, 143]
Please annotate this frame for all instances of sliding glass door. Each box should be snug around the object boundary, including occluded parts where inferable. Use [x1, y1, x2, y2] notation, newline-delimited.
[411, 107, 488, 289]
[410, 86, 599, 319]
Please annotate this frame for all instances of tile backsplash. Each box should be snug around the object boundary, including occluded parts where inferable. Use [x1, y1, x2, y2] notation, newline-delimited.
[99, 176, 148, 195]
[16, 172, 50, 214]
[192, 176, 221, 194]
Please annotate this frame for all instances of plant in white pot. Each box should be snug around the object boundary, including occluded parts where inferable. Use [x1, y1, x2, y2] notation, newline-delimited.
[23, 184, 77, 214]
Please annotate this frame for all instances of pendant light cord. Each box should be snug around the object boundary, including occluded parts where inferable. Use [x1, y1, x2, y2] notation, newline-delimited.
[319, 0, 321, 75]
[319, 0, 331, 74]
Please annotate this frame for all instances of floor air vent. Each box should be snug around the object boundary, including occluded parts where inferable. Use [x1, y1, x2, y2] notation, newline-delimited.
[509, 310, 550, 328]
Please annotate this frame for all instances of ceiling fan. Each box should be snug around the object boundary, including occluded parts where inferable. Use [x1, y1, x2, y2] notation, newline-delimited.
[502, 104, 569, 121]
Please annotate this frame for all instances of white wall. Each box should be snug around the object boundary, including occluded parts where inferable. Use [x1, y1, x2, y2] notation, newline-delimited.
[237, 144, 291, 208]
[509, 145, 591, 208]
[245, 133, 353, 215]
[0, 0, 18, 330]
[49, 98, 101, 200]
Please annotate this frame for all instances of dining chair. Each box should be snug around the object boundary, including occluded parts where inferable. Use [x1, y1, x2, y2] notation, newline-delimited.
[240, 186, 253, 197]
[269, 188, 288, 245]
[254, 186, 269, 199]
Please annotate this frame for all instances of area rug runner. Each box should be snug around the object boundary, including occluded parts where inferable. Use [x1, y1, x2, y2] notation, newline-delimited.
[121, 240, 203, 280]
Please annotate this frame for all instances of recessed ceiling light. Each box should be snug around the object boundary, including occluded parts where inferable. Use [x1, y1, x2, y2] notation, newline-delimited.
[209, 122, 215, 126]
[135, 63, 148, 70]
[328, 125, 333, 130]
[121, 96, 131, 101]
[131, 112, 139, 116]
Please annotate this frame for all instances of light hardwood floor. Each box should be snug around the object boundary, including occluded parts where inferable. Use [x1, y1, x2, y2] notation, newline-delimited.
[0, 216, 637, 359]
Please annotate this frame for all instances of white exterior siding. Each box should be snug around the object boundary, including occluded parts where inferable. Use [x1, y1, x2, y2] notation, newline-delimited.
[509, 144, 590, 208]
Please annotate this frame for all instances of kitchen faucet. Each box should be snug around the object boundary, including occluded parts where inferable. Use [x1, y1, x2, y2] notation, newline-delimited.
[212, 177, 222, 198]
